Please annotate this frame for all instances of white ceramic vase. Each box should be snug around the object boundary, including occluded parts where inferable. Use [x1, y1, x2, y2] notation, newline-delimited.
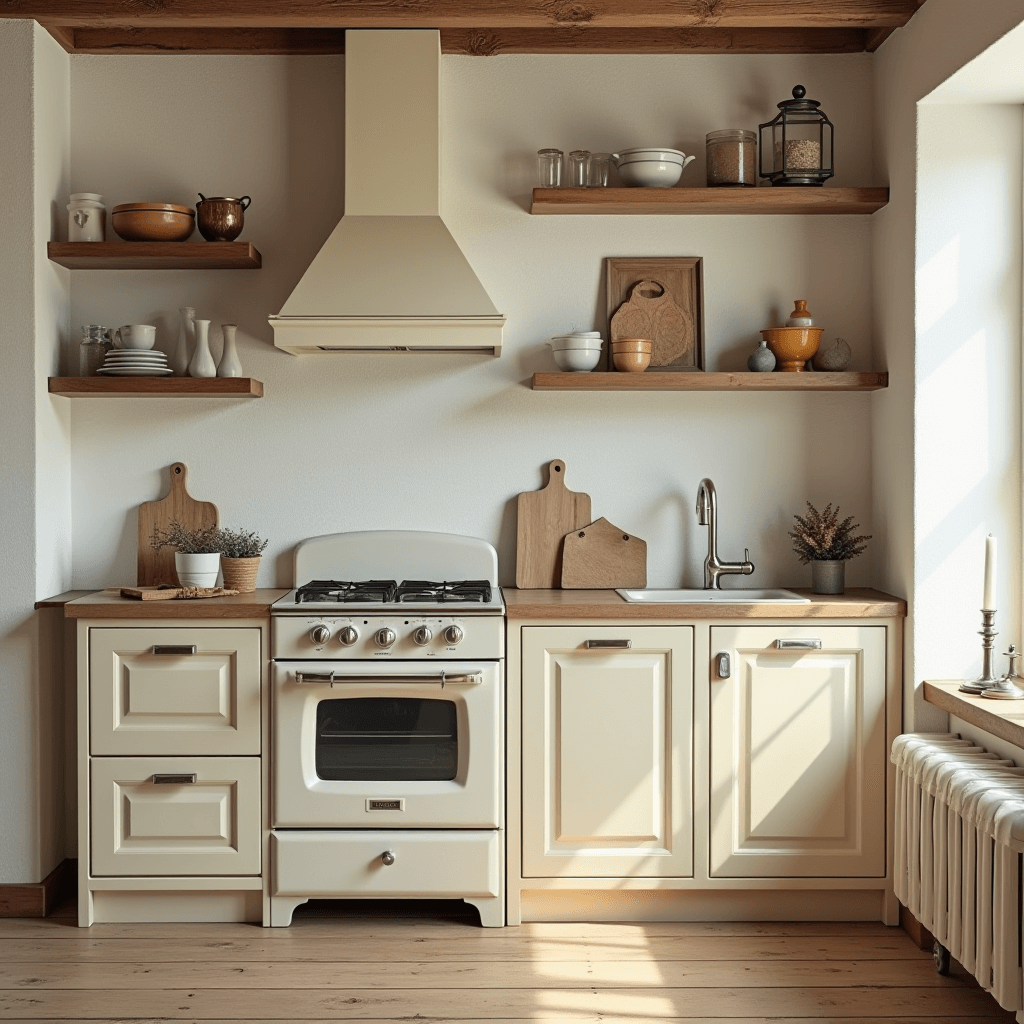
[188, 318, 217, 378]
[170, 307, 195, 376]
[174, 551, 221, 587]
[216, 323, 243, 377]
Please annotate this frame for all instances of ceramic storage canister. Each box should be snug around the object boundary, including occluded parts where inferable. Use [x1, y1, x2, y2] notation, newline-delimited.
[67, 193, 106, 242]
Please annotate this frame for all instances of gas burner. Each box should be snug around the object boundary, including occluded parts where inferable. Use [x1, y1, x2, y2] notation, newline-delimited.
[296, 580, 398, 604]
[396, 580, 493, 604]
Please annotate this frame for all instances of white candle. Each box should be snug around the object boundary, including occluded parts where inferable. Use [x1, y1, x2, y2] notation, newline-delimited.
[983, 534, 997, 609]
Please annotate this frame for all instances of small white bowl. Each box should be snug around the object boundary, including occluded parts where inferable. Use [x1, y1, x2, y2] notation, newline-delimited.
[616, 160, 685, 188]
[614, 148, 688, 163]
[552, 348, 601, 372]
[550, 336, 602, 351]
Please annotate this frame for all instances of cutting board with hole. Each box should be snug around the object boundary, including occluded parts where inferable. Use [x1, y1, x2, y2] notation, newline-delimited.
[516, 460, 592, 589]
[610, 278, 693, 368]
[561, 517, 647, 589]
[137, 462, 219, 587]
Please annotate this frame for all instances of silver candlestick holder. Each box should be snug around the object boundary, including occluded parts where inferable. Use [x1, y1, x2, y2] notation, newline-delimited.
[982, 643, 1024, 700]
[959, 609, 1001, 694]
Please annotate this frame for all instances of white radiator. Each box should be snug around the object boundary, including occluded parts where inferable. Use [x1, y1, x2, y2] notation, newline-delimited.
[892, 733, 1024, 1011]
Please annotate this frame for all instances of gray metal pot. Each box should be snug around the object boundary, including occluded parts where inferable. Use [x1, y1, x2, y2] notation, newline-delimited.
[811, 559, 845, 595]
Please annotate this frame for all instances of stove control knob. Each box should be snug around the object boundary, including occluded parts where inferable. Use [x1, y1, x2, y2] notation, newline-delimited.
[309, 625, 331, 646]
[338, 626, 358, 647]
[375, 627, 396, 649]
[412, 626, 432, 646]
[443, 625, 464, 646]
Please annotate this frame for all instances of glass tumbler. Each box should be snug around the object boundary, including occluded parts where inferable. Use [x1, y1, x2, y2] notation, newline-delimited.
[79, 324, 111, 376]
[587, 153, 611, 187]
[537, 149, 563, 187]
[568, 150, 591, 187]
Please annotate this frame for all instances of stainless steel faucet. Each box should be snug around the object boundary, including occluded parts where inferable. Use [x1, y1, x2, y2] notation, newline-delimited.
[695, 478, 754, 589]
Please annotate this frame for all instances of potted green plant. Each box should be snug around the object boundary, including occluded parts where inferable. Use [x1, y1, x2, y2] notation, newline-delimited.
[152, 521, 223, 588]
[789, 502, 871, 595]
[219, 527, 268, 593]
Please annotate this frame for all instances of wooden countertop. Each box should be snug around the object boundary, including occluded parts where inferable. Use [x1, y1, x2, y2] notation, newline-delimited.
[504, 587, 906, 620]
[924, 680, 1024, 751]
[35, 590, 99, 609]
[64, 589, 288, 619]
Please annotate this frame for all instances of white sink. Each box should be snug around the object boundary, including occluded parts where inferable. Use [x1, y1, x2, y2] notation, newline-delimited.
[616, 588, 810, 604]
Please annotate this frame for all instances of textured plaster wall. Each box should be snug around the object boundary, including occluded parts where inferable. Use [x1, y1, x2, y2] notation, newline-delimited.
[68, 52, 878, 592]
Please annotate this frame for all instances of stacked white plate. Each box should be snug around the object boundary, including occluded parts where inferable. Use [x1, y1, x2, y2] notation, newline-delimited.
[97, 349, 173, 377]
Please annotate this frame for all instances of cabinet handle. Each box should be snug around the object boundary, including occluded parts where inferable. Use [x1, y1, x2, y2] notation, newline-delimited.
[152, 773, 197, 785]
[381, 851, 396, 866]
[152, 645, 197, 656]
[776, 639, 822, 650]
[586, 639, 632, 649]
[716, 652, 731, 678]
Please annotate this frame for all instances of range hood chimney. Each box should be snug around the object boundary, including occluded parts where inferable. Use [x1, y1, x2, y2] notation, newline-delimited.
[269, 30, 506, 355]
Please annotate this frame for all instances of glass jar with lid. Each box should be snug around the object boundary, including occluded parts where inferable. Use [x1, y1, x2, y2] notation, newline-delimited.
[705, 129, 757, 187]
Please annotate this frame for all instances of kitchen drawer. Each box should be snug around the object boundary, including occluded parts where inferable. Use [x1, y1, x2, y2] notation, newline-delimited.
[272, 830, 500, 898]
[90, 627, 261, 756]
[91, 757, 261, 877]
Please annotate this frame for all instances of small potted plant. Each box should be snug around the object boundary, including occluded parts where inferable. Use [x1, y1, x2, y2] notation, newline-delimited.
[152, 521, 223, 588]
[219, 527, 268, 593]
[789, 502, 871, 594]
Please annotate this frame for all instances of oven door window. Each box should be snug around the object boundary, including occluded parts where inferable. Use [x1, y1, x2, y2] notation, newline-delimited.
[315, 697, 459, 781]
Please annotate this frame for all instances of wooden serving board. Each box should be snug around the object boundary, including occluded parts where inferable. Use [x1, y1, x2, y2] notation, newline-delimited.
[120, 586, 239, 601]
[136, 462, 219, 587]
[516, 460, 592, 589]
[561, 518, 647, 589]
[610, 279, 691, 368]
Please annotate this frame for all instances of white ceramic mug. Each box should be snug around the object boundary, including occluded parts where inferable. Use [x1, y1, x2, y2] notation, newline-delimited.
[112, 324, 156, 350]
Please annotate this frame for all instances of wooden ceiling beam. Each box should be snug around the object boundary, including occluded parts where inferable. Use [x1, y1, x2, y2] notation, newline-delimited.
[2, 1, 923, 30]
[61, 25, 871, 55]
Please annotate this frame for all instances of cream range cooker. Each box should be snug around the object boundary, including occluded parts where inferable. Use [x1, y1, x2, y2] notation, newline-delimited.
[269, 531, 505, 927]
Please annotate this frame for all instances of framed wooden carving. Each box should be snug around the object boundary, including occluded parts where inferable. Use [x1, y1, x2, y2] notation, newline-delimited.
[605, 257, 705, 371]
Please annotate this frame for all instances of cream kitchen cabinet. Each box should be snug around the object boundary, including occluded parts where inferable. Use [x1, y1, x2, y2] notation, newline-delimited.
[521, 625, 694, 878]
[709, 624, 886, 879]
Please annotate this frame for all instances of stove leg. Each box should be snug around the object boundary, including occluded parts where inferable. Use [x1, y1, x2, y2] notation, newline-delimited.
[465, 896, 505, 928]
[269, 896, 308, 927]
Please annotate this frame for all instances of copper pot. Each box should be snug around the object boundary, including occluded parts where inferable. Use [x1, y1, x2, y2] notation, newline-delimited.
[195, 193, 250, 242]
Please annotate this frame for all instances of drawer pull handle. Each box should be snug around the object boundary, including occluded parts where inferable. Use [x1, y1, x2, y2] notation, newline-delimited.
[716, 652, 731, 678]
[295, 671, 481, 688]
[152, 773, 197, 785]
[586, 639, 632, 649]
[381, 850, 396, 866]
[152, 645, 197, 656]
[776, 639, 822, 650]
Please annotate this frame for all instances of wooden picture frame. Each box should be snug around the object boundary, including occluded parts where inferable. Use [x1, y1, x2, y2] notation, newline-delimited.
[605, 257, 705, 372]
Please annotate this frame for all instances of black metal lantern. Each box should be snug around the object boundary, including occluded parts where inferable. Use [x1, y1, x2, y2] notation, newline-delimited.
[758, 85, 834, 187]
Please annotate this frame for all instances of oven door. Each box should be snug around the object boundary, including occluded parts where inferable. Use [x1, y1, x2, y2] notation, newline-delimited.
[273, 661, 502, 828]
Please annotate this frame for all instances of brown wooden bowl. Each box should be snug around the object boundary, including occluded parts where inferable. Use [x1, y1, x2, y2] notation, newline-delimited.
[760, 327, 824, 372]
[613, 350, 652, 372]
[111, 204, 195, 242]
[611, 338, 654, 353]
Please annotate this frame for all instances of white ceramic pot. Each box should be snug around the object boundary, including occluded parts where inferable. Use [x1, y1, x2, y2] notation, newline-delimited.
[175, 551, 221, 587]
[67, 194, 106, 242]
[551, 348, 601, 372]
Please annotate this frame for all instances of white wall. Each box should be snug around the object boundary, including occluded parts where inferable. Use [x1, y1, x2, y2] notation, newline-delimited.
[0, 20, 71, 884]
[67, 52, 879, 592]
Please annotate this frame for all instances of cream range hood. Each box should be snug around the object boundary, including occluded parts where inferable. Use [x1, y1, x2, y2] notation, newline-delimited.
[269, 30, 506, 355]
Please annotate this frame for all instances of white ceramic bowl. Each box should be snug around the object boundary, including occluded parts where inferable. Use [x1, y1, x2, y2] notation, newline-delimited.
[615, 148, 687, 163]
[616, 160, 685, 188]
[550, 335, 603, 351]
[552, 348, 601, 372]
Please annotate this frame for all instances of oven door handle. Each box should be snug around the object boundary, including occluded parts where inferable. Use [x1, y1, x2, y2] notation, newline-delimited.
[293, 671, 483, 689]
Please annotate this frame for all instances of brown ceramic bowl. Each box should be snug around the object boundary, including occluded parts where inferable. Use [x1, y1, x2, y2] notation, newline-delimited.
[613, 350, 652, 373]
[111, 203, 195, 242]
[611, 338, 653, 353]
[760, 327, 824, 372]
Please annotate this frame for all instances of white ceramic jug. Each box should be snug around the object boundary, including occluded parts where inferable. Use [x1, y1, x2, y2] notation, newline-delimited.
[67, 193, 106, 242]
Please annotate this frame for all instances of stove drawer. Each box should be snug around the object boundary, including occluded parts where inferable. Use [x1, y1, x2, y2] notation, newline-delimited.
[271, 830, 500, 898]
[91, 756, 261, 877]
[90, 627, 261, 756]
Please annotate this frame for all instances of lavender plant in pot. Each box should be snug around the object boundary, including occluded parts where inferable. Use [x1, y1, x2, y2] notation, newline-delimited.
[789, 502, 871, 595]
[152, 521, 223, 588]
[219, 528, 268, 593]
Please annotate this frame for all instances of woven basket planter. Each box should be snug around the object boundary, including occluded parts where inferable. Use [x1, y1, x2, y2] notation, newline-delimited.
[221, 556, 260, 593]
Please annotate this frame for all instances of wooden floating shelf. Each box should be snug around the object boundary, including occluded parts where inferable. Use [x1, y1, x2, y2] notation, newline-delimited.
[47, 241, 262, 270]
[530, 187, 889, 216]
[48, 377, 264, 398]
[531, 372, 888, 392]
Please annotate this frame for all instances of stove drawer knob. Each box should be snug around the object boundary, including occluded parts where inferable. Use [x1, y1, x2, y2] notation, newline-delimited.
[338, 626, 358, 647]
[309, 625, 331, 646]
[375, 627, 396, 649]
[412, 626, 432, 646]
[443, 625, 464, 646]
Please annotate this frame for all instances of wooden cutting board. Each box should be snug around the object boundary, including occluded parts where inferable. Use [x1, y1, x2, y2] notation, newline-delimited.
[516, 460, 592, 589]
[120, 586, 238, 601]
[137, 462, 219, 586]
[610, 278, 693, 368]
[561, 518, 648, 589]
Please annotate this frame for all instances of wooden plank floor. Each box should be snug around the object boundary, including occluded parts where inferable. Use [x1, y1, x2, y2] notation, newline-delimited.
[0, 899, 1014, 1023]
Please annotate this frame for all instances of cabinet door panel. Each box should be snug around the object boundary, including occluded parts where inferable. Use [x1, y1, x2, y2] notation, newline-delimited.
[522, 626, 693, 878]
[90, 628, 261, 756]
[710, 625, 885, 878]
